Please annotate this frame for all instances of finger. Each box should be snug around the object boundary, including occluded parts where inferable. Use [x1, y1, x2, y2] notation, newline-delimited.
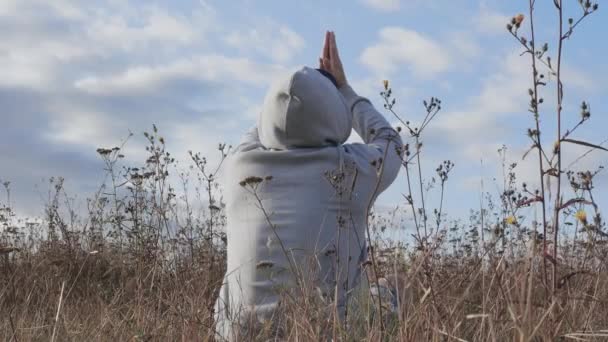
[319, 57, 324, 69]
[323, 31, 330, 60]
[320, 31, 328, 61]
[329, 31, 340, 62]
[328, 31, 335, 60]
[322, 58, 330, 71]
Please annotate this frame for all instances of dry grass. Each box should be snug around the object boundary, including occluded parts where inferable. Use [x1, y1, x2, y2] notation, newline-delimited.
[1, 242, 223, 340]
[1, 222, 608, 341]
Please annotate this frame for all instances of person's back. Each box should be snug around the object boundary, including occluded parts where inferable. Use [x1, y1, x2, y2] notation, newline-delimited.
[214, 32, 403, 340]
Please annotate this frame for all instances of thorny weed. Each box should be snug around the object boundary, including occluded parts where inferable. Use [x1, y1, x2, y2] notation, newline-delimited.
[507, 0, 606, 296]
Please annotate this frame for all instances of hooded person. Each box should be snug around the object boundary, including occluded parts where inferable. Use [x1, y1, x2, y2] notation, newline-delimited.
[214, 64, 403, 340]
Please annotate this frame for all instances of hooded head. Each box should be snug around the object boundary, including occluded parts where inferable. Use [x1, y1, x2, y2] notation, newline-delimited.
[257, 66, 352, 150]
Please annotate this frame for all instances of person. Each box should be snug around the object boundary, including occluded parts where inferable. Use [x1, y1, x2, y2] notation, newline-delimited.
[214, 31, 403, 340]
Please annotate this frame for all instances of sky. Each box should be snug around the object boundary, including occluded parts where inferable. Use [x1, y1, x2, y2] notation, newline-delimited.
[1, 0, 607, 230]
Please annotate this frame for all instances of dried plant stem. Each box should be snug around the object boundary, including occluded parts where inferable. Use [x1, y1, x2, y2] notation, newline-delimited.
[403, 162, 421, 243]
[479, 160, 487, 340]
[50, 281, 65, 342]
[415, 136, 428, 239]
[527, 0, 550, 293]
[364, 134, 400, 336]
[552, 0, 565, 295]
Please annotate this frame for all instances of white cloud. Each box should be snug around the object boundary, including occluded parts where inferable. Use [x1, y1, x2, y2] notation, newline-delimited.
[0, 53, 55, 89]
[439, 51, 597, 143]
[46, 107, 120, 148]
[0, 0, 89, 89]
[476, 8, 511, 35]
[360, 0, 401, 11]
[430, 48, 602, 200]
[0, 0, 85, 19]
[433, 52, 529, 144]
[445, 31, 482, 62]
[167, 117, 241, 165]
[360, 27, 451, 79]
[86, 6, 201, 51]
[0, 0, 19, 16]
[225, 24, 305, 63]
[74, 56, 287, 95]
[0, 1, 217, 91]
[562, 67, 596, 93]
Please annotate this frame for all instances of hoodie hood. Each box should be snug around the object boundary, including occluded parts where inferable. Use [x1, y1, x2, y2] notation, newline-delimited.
[257, 66, 352, 150]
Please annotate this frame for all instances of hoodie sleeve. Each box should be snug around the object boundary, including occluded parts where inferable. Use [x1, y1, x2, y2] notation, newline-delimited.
[234, 125, 263, 153]
[339, 84, 403, 194]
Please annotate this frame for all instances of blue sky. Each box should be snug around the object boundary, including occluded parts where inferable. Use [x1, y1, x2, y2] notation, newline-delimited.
[1, 0, 607, 228]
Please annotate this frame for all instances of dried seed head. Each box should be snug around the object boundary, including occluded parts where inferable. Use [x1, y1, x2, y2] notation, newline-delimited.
[96, 148, 112, 156]
[505, 216, 517, 225]
[575, 210, 588, 224]
[256, 261, 274, 269]
[240, 176, 264, 187]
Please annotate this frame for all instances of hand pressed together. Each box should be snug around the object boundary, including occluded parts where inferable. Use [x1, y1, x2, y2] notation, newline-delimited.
[318, 31, 348, 88]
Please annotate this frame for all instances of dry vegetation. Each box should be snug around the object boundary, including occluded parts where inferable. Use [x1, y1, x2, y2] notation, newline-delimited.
[2, 1, 608, 341]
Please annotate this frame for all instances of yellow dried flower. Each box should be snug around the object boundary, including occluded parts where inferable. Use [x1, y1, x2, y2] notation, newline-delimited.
[575, 210, 587, 224]
[383, 80, 389, 90]
[505, 216, 517, 225]
[515, 14, 525, 26]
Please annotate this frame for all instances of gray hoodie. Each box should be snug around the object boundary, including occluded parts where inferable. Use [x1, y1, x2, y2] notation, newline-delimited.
[215, 66, 402, 340]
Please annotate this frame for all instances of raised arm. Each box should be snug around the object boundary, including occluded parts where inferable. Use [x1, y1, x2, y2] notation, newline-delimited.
[234, 125, 263, 153]
[340, 84, 403, 193]
[319, 31, 402, 193]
